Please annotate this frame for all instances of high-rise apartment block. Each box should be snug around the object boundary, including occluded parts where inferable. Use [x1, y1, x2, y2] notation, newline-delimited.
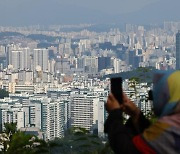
[70, 93, 99, 131]
[7, 48, 31, 70]
[33, 49, 48, 72]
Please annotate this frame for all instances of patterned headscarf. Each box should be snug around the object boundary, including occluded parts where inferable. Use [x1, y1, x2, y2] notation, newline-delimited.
[133, 70, 180, 154]
[153, 70, 180, 117]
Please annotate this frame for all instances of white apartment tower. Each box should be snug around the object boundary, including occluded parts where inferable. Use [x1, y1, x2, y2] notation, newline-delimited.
[46, 101, 64, 140]
[41, 99, 65, 140]
[70, 94, 99, 131]
[98, 101, 105, 137]
[33, 49, 48, 72]
[8, 48, 31, 70]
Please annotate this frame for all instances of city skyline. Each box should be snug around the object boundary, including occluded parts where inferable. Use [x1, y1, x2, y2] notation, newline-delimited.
[0, 18, 178, 146]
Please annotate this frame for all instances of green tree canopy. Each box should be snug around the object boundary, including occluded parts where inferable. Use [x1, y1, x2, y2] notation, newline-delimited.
[48, 127, 104, 154]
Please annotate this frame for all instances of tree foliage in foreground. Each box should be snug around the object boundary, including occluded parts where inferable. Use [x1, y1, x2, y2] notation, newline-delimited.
[48, 127, 105, 154]
[0, 123, 48, 154]
[0, 124, 114, 154]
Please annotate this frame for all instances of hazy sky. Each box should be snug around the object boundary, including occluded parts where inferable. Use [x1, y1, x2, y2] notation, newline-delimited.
[1, 0, 159, 14]
[0, 0, 179, 26]
[62, 0, 160, 14]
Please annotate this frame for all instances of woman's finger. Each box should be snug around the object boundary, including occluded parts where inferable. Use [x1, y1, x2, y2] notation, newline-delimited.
[108, 93, 117, 101]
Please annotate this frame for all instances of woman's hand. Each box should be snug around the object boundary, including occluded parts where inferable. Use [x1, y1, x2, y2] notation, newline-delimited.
[106, 93, 141, 121]
[106, 93, 122, 112]
[122, 93, 140, 118]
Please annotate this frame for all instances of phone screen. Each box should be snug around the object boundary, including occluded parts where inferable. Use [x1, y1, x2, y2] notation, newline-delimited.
[110, 77, 123, 104]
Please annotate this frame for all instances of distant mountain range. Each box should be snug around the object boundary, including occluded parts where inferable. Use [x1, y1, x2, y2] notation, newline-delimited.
[0, 0, 179, 26]
[116, 0, 180, 24]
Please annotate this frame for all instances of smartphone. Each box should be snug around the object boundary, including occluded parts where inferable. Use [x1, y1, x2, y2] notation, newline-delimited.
[148, 90, 153, 101]
[110, 77, 123, 104]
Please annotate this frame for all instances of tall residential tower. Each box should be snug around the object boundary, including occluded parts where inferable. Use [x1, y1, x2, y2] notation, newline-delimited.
[33, 49, 48, 72]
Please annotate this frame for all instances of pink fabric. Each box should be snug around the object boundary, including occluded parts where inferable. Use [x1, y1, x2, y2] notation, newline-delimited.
[160, 113, 180, 128]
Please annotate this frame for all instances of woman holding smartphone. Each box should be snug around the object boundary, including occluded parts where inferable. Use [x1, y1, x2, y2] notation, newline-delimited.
[105, 70, 180, 154]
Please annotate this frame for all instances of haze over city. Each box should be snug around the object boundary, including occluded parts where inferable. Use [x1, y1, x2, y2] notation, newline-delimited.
[0, 0, 180, 26]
